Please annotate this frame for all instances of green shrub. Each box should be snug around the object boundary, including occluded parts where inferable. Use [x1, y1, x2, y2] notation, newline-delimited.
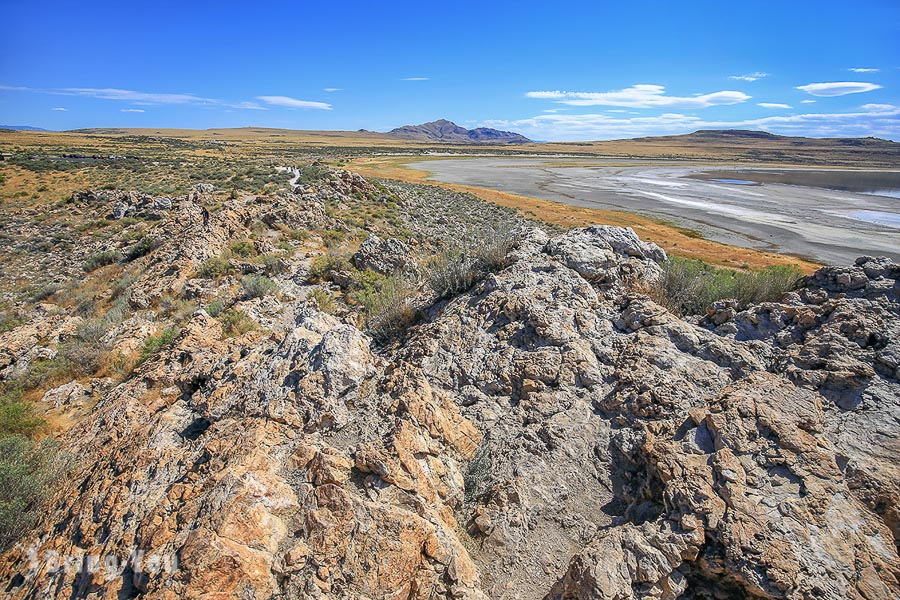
[240, 274, 277, 299]
[124, 236, 161, 262]
[0, 388, 44, 437]
[82, 250, 121, 272]
[652, 257, 803, 315]
[308, 251, 350, 282]
[0, 435, 70, 552]
[218, 308, 256, 337]
[260, 254, 288, 275]
[0, 311, 25, 334]
[229, 240, 256, 258]
[197, 256, 232, 279]
[425, 227, 518, 299]
[29, 283, 62, 304]
[321, 230, 345, 248]
[206, 300, 224, 317]
[350, 272, 417, 341]
[136, 327, 180, 366]
[308, 288, 336, 314]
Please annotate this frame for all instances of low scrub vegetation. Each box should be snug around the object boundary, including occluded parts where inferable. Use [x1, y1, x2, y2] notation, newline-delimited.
[124, 236, 161, 262]
[197, 256, 232, 279]
[308, 288, 336, 314]
[218, 308, 256, 337]
[136, 327, 180, 366]
[426, 226, 518, 298]
[0, 434, 70, 552]
[350, 271, 417, 341]
[652, 257, 803, 315]
[0, 386, 70, 552]
[240, 274, 278, 299]
[82, 249, 121, 272]
[308, 250, 351, 282]
[229, 239, 256, 258]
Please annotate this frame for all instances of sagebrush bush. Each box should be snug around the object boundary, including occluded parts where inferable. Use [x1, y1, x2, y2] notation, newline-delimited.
[321, 230, 345, 248]
[206, 300, 224, 317]
[260, 254, 288, 275]
[136, 327, 180, 366]
[124, 236, 161, 262]
[82, 250, 121, 272]
[197, 256, 231, 279]
[426, 227, 518, 298]
[308, 288, 336, 314]
[229, 240, 256, 258]
[350, 271, 417, 341]
[240, 274, 277, 299]
[218, 308, 256, 337]
[308, 251, 350, 282]
[651, 257, 803, 315]
[0, 388, 44, 436]
[0, 435, 70, 552]
[425, 250, 482, 299]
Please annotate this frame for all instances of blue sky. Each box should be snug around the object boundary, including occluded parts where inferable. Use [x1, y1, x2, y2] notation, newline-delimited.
[1, 0, 898, 140]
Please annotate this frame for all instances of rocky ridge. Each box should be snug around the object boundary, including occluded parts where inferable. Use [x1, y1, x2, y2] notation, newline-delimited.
[386, 120, 531, 144]
[0, 168, 897, 599]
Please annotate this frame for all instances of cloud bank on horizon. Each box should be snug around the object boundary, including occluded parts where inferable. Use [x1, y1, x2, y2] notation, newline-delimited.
[0, 0, 896, 141]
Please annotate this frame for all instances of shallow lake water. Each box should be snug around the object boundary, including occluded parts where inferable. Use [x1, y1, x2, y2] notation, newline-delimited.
[690, 169, 900, 198]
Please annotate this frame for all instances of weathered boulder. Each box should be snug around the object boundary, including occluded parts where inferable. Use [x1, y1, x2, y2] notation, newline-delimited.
[545, 225, 667, 288]
[352, 234, 416, 275]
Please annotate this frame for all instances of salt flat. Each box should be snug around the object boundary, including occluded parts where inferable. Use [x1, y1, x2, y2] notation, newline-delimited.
[409, 158, 900, 265]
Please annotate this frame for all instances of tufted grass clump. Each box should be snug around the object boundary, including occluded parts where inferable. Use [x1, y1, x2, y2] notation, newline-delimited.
[652, 257, 803, 316]
[426, 226, 519, 299]
[350, 271, 418, 342]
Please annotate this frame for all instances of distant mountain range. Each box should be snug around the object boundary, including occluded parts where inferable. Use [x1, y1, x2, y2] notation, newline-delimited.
[0, 125, 49, 131]
[386, 119, 531, 144]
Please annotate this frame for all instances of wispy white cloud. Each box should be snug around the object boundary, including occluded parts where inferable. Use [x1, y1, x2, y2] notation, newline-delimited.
[729, 72, 769, 82]
[526, 84, 750, 108]
[64, 88, 204, 104]
[401, 77, 429, 81]
[228, 101, 267, 110]
[862, 103, 897, 111]
[51, 107, 67, 111]
[801, 99, 817, 104]
[758, 103, 792, 109]
[0, 84, 266, 110]
[796, 81, 882, 97]
[483, 105, 900, 141]
[121, 108, 145, 113]
[323, 88, 341, 92]
[256, 95, 332, 110]
[849, 67, 879, 73]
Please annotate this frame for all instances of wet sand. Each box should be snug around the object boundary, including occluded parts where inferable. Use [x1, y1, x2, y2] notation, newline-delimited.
[408, 158, 900, 265]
